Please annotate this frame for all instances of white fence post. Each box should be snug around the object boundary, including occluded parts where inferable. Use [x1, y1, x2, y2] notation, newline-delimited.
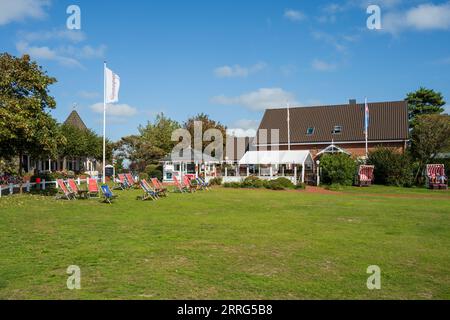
[9, 183, 13, 195]
[0, 186, 2, 198]
[42, 179, 46, 190]
[77, 177, 81, 185]
[26, 182, 30, 193]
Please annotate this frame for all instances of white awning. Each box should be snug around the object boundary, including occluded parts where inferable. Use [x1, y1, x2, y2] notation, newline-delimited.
[239, 150, 312, 165]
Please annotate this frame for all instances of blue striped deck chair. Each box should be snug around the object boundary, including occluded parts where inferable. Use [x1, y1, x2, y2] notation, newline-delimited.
[101, 185, 118, 204]
[140, 180, 158, 201]
[197, 177, 210, 190]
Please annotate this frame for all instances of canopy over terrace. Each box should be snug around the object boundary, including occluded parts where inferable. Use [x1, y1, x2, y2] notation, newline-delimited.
[160, 147, 220, 182]
[239, 150, 314, 183]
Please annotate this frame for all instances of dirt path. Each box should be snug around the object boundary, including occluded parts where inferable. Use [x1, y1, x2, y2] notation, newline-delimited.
[302, 186, 450, 200]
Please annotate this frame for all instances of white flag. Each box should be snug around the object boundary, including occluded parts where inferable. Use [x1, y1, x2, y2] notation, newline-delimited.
[105, 67, 120, 103]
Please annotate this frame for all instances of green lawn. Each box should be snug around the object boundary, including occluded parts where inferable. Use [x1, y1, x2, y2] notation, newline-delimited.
[0, 186, 449, 300]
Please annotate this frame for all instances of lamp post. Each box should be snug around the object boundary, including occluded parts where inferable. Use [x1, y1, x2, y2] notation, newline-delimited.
[316, 160, 321, 186]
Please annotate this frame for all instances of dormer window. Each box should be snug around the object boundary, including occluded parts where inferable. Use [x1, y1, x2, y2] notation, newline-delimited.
[306, 127, 315, 135]
[332, 126, 342, 134]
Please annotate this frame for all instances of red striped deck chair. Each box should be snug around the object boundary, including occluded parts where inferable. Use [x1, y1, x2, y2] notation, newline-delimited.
[67, 179, 81, 198]
[56, 179, 76, 200]
[125, 173, 139, 188]
[88, 178, 100, 198]
[173, 176, 188, 193]
[356, 165, 374, 187]
[151, 178, 168, 197]
[426, 164, 448, 190]
[118, 174, 131, 189]
[183, 175, 197, 193]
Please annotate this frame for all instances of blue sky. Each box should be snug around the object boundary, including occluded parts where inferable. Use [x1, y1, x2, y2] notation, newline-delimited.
[1, 0, 450, 141]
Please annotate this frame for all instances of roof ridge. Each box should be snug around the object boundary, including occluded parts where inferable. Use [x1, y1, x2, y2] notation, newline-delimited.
[265, 100, 406, 111]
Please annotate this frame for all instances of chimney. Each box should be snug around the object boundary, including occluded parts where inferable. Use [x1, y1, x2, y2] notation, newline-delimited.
[349, 99, 357, 105]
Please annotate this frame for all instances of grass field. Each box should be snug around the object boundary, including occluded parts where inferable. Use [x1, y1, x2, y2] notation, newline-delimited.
[0, 185, 449, 300]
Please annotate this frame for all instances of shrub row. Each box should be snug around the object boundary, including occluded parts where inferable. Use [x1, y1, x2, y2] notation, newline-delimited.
[223, 176, 305, 191]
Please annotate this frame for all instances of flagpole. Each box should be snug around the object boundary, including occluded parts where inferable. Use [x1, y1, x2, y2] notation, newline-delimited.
[102, 61, 107, 184]
[287, 101, 291, 151]
[365, 97, 369, 159]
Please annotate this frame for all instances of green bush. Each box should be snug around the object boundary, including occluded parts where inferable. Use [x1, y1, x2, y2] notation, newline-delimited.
[264, 180, 285, 190]
[139, 172, 149, 181]
[145, 164, 163, 181]
[242, 176, 264, 188]
[271, 177, 295, 189]
[367, 147, 414, 187]
[320, 154, 357, 186]
[223, 182, 241, 188]
[208, 177, 223, 186]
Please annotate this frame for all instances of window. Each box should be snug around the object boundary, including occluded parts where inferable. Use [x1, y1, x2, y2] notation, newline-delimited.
[306, 127, 315, 135]
[332, 126, 342, 134]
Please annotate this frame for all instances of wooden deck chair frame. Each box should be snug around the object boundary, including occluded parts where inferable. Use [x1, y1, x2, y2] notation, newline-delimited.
[87, 178, 100, 198]
[125, 173, 140, 189]
[118, 174, 131, 189]
[183, 176, 197, 193]
[150, 178, 168, 197]
[139, 180, 158, 201]
[56, 179, 76, 200]
[196, 177, 210, 191]
[173, 176, 188, 193]
[101, 185, 118, 204]
[67, 179, 82, 199]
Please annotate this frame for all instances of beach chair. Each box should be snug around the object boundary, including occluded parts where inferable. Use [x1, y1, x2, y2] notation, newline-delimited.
[151, 178, 168, 196]
[101, 185, 118, 204]
[173, 176, 188, 193]
[355, 165, 374, 187]
[113, 175, 126, 190]
[56, 179, 76, 200]
[67, 179, 83, 199]
[139, 180, 158, 201]
[196, 177, 210, 191]
[118, 174, 131, 189]
[88, 178, 100, 198]
[183, 176, 197, 193]
[125, 173, 139, 188]
[426, 164, 448, 190]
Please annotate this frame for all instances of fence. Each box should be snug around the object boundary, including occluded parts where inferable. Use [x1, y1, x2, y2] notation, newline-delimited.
[0, 178, 100, 198]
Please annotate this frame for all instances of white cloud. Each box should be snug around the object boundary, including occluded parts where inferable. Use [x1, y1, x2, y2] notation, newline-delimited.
[280, 64, 297, 76]
[0, 0, 50, 25]
[214, 62, 266, 78]
[227, 128, 257, 138]
[312, 59, 337, 72]
[16, 41, 82, 68]
[284, 9, 306, 22]
[91, 103, 138, 117]
[59, 44, 107, 59]
[78, 91, 101, 99]
[311, 31, 348, 53]
[383, 2, 450, 34]
[211, 88, 297, 111]
[19, 29, 86, 43]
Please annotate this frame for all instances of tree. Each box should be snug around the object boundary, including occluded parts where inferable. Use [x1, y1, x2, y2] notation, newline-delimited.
[410, 114, 450, 183]
[184, 113, 227, 154]
[320, 153, 357, 186]
[406, 87, 446, 127]
[367, 147, 414, 187]
[0, 53, 65, 175]
[114, 113, 180, 171]
[58, 124, 113, 169]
